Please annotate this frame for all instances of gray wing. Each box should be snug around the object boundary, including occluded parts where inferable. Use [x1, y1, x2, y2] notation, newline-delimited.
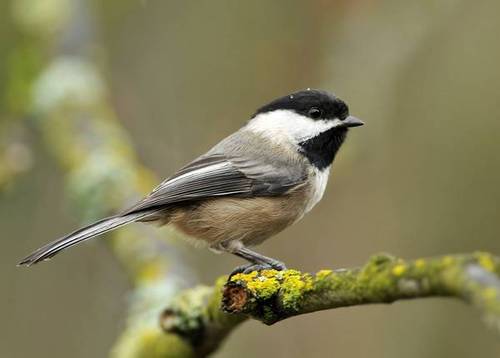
[124, 131, 307, 214]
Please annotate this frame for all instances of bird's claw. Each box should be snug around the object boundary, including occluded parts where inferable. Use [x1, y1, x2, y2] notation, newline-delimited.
[228, 261, 287, 280]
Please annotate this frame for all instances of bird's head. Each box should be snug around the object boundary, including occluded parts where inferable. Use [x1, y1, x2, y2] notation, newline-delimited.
[247, 89, 363, 169]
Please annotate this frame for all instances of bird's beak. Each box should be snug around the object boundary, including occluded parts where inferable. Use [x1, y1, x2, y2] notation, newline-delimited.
[343, 116, 364, 128]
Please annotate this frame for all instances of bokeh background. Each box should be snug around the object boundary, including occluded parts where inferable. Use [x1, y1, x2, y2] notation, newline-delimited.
[2, 0, 500, 357]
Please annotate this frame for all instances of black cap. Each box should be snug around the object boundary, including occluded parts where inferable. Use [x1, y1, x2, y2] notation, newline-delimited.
[254, 89, 350, 121]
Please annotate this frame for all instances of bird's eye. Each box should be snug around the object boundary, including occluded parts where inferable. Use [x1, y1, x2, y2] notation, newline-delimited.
[308, 107, 322, 119]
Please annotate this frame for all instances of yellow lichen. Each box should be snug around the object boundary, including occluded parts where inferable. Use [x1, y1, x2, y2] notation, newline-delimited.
[280, 269, 302, 279]
[316, 269, 333, 280]
[392, 264, 407, 277]
[442, 256, 455, 267]
[138, 262, 166, 284]
[477, 253, 495, 272]
[260, 269, 279, 278]
[415, 259, 426, 269]
[139, 328, 160, 347]
[230, 270, 280, 300]
[232, 269, 315, 310]
[128, 328, 191, 358]
[280, 272, 313, 311]
[246, 276, 280, 300]
[230, 271, 258, 283]
[482, 287, 497, 300]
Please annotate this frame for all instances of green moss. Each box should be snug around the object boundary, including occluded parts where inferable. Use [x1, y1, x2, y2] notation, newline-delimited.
[280, 272, 313, 311]
[358, 254, 398, 294]
[164, 286, 214, 338]
[366, 253, 397, 268]
[360, 254, 397, 280]
[112, 327, 193, 358]
[262, 305, 279, 324]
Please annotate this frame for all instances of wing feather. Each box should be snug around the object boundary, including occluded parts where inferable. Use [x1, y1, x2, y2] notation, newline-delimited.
[124, 155, 253, 213]
[125, 154, 304, 214]
[124, 133, 308, 214]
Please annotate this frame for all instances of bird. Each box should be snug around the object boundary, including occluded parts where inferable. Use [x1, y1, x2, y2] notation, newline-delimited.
[18, 89, 363, 276]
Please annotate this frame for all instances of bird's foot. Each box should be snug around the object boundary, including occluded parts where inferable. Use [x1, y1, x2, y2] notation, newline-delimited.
[228, 261, 287, 280]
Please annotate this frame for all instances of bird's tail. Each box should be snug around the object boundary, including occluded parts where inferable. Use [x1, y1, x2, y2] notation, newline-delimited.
[18, 210, 156, 266]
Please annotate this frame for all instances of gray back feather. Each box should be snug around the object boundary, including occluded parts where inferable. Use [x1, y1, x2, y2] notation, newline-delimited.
[124, 130, 308, 214]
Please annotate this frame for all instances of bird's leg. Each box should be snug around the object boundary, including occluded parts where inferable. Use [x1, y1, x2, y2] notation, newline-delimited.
[218, 242, 286, 278]
[233, 246, 287, 270]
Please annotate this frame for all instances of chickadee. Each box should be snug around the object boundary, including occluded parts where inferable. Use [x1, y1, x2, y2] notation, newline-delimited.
[19, 89, 363, 275]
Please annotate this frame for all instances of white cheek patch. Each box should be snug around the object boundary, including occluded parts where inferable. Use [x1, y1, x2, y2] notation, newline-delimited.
[246, 110, 340, 145]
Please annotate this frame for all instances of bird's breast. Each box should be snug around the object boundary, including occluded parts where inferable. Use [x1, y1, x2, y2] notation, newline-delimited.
[303, 167, 330, 214]
[169, 187, 309, 247]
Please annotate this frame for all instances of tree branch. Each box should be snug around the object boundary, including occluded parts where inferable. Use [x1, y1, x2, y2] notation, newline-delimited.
[222, 252, 500, 325]
[159, 252, 500, 355]
[159, 277, 246, 357]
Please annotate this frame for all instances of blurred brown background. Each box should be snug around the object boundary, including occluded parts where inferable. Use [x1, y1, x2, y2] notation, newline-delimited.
[2, 0, 500, 357]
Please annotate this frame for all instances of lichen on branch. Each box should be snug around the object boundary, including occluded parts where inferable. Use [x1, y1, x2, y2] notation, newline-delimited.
[153, 252, 500, 355]
[160, 277, 246, 357]
[219, 252, 500, 325]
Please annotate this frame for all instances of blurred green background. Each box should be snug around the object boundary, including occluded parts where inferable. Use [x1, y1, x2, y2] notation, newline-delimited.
[2, 0, 500, 357]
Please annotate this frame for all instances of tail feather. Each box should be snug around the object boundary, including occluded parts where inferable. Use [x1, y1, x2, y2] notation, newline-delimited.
[18, 210, 155, 266]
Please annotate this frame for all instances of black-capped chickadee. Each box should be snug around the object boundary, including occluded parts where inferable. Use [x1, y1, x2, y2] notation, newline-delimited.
[19, 89, 363, 275]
